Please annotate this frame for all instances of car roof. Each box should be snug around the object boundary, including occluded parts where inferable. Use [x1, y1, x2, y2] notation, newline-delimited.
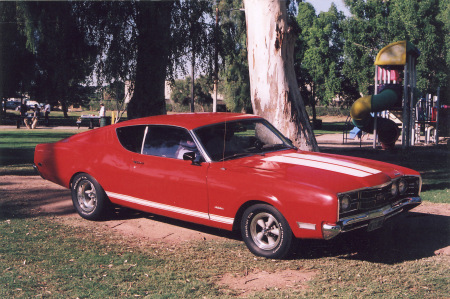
[113, 113, 262, 130]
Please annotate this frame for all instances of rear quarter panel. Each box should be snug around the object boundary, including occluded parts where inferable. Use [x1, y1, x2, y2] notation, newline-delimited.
[34, 127, 113, 189]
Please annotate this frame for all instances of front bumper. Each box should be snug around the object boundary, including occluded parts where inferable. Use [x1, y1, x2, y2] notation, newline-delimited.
[322, 196, 421, 240]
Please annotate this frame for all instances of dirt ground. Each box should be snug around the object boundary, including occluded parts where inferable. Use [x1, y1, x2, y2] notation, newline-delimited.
[1, 174, 449, 294]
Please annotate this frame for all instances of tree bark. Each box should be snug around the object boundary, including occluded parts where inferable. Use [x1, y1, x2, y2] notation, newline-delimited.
[127, 2, 173, 119]
[244, 0, 318, 151]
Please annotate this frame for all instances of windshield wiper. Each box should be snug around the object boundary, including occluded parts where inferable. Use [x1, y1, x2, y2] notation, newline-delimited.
[218, 152, 254, 161]
[262, 144, 293, 151]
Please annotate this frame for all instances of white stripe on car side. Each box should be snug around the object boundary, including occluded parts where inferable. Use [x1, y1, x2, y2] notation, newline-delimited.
[283, 153, 382, 175]
[106, 191, 234, 225]
[262, 156, 373, 177]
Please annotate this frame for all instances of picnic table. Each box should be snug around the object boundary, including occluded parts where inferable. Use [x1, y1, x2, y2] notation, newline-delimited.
[77, 115, 111, 129]
[78, 115, 101, 129]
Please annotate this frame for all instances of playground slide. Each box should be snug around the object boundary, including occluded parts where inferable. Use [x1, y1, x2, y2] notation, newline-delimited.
[350, 88, 400, 149]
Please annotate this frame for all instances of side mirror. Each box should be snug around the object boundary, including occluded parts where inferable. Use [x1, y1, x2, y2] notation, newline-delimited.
[183, 151, 201, 166]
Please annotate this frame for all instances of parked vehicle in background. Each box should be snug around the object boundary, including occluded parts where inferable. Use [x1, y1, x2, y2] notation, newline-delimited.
[5, 100, 21, 110]
[25, 100, 43, 110]
[34, 113, 422, 258]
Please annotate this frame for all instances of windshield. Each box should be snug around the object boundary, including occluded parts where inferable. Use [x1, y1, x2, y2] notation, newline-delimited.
[194, 119, 295, 161]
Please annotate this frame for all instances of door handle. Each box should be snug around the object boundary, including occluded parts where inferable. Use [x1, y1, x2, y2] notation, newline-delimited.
[133, 160, 144, 165]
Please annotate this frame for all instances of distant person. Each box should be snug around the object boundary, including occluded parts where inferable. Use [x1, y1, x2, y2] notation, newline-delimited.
[20, 102, 28, 128]
[44, 102, 51, 126]
[24, 104, 40, 129]
[31, 104, 40, 129]
[99, 103, 105, 117]
[20, 102, 27, 117]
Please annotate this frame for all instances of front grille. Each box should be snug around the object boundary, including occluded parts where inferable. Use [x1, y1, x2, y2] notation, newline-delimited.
[339, 176, 421, 218]
[360, 184, 395, 211]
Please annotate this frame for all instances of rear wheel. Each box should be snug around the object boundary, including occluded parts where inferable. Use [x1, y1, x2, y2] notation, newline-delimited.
[71, 173, 110, 220]
[241, 204, 295, 259]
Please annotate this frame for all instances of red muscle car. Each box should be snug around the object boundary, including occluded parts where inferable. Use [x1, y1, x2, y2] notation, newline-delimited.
[34, 113, 422, 258]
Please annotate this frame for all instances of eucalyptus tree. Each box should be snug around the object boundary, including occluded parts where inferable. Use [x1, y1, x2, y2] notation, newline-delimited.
[244, 0, 318, 151]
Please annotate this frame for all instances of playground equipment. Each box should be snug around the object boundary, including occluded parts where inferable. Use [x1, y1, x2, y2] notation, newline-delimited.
[350, 41, 421, 149]
[413, 89, 449, 145]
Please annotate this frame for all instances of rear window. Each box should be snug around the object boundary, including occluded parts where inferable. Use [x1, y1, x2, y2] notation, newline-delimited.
[116, 125, 146, 153]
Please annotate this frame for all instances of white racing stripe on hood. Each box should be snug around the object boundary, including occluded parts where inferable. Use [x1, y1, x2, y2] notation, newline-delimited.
[283, 153, 382, 175]
[262, 155, 376, 177]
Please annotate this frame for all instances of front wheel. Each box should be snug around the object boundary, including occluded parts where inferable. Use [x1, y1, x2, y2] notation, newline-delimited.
[71, 173, 110, 220]
[241, 204, 295, 259]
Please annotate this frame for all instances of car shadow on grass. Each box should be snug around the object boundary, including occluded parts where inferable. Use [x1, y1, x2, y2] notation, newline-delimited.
[0, 188, 75, 219]
[294, 211, 449, 264]
[107, 206, 449, 263]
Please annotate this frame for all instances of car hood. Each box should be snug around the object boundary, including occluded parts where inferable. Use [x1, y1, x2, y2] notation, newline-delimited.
[237, 150, 412, 194]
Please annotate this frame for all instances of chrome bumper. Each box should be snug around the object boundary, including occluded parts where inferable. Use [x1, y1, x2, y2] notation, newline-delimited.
[322, 197, 422, 240]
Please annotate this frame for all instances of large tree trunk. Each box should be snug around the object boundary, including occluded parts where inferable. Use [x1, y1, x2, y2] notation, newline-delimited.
[127, 2, 173, 119]
[244, 0, 318, 151]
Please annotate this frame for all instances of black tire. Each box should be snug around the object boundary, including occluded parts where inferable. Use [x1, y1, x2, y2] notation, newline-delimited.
[71, 173, 110, 221]
[241, 204, 295, 259]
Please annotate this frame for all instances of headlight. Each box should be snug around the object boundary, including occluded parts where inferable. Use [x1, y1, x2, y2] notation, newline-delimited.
[398, 179, 407, 194]
[340, 194, 351, 211]
[391, 182, 399, 197]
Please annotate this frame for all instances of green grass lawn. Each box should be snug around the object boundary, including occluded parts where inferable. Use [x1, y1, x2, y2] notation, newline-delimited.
[1, 213, 447, 298]
[0, 129, 84, 175]
[314, 121, 349, 135]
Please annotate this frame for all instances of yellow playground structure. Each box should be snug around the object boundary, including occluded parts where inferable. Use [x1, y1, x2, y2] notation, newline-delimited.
[349, 41, 434, 149]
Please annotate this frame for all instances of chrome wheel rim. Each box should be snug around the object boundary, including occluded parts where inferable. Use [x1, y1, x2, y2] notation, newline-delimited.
[76, 180, 97, 214]
[249, 212, 281, 250]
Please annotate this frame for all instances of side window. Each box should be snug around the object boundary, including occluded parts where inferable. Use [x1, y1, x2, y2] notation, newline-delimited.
[142, 126, 198, 159]
[116, 125, 147, 153]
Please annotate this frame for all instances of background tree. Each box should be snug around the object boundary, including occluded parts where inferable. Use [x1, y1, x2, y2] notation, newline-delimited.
[388, 0, 448, 96]
[244, 0, 318, 151]
[75, 1, 174, 118]
[215, 0, 252, 113]
[342, 0, 390, 96]
[343, 0, 448, 101]
[0, 2, 34, 116]
[295, 2, 346, 127]
[170, 1, 214, 112]
[294, 1, 315, 117]
[303, 4, 344, 104]
[441, 0, 450, 100]
[127, 2, 174, 118]
[170, 76, 213, 112]
[16, 2, 97, 117]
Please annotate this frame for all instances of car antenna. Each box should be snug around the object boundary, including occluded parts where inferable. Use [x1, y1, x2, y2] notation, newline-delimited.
[221, 120, 227, 170]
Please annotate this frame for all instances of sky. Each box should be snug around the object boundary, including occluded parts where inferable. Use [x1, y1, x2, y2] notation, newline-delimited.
[304, 0, 351, 16]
